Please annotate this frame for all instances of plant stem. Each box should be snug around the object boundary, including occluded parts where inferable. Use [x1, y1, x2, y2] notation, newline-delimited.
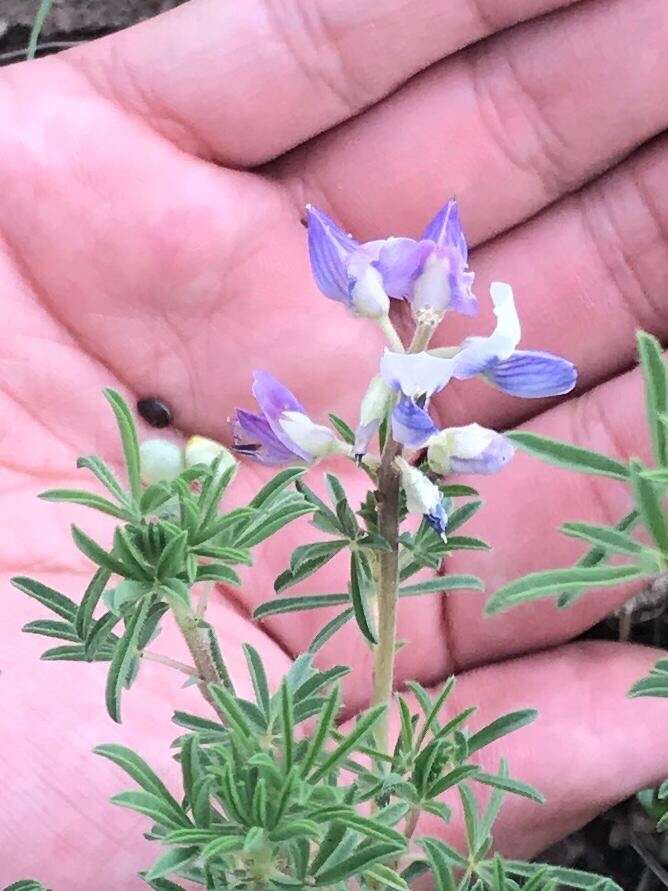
[372, 435, 402, 757]
[171, 598, 226, 721]
[141, 650, 199, 677]
[377, 315, 406, 353]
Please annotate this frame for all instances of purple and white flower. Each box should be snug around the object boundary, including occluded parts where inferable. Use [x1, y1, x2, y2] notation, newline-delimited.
[396, 457, 447, 537]
[306, 199, 477, 319]
[353, 374, 392, 458]
[427, 424, 515, 475]
[234, 371, 339, 465]
[380, 349, 457, 399]
[452, 282, 577, 398]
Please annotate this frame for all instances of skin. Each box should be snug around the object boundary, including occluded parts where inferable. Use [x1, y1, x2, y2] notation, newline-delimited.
[0, 0, 667, 885]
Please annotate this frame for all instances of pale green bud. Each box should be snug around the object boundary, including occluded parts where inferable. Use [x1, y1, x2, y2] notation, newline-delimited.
[185, 435, 237, 474]
[140, 439, 184, 484]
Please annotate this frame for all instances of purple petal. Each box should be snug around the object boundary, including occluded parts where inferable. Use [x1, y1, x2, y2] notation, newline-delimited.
[306, 205, 358, 304]
[449, 433, 515, 475]
[392, 397, 439, 448]
[233, 409, 298, 465]
[410, 245, 478, 316]
[425, 501, 448, 536]
[251, 371, 312, 460]
[374, 237, 430, 298]
[421, 199, 468, 261]
[484, 350, 577, 398]
[353, 420, 378, 458]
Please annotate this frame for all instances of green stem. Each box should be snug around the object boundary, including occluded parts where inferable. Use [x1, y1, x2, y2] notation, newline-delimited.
[171, 598, 226, 721]
[372, 436, 402, 757]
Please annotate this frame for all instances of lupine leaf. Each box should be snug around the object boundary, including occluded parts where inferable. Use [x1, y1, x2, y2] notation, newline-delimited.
[560, 522, 644, 556]
[76, 454, 128, 505]
[503, 861, 622, 889]
[85, 610, 121, 659]
[363, 864, 409, 890]
[11, 577, 77, 622]
[106, 596, 151, 722]
[313, 842, 404, 885]
[557, 510, 640, 607]
[254, 592, 350, 619]
[350, 551, 377, 644]
[473, 771, 545, 803]
[399, 575, 484, 597]
[446, 501, 482, 533]
[94, 745, 188, 824]
[195, 563, 241, 585]
[104, 389, 142, 502]
[467, 710, 537, 755]
[4, 882, 48, 891]
[507, 431, 630, 480]
[39, 488, 129, 519]
[75, 567, 111, 639]
[71, 525, 129, 576]
[638, 330, 668, 466]
[328, 413, 356, 444]
[629, 459, 668, 554]
[110, 790, 191, 830]
[310, 704, 386, 782]
[421, 837, 464, 888]
[308, 608, 354, 654]
[145, 846, 199, 880]
[40, 644, 113, 662]
[629, 659, 668, 698]
[250, 468, 306, 507]
[445, 535, 491, 551]
[487, 565, 644, 613]
[22, 619, 79, 642]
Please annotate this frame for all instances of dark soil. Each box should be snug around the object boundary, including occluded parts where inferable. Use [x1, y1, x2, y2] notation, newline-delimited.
[1, 3, 666, 889]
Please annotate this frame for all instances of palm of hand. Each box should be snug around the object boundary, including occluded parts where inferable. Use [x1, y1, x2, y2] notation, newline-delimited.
[1, 0, 667, 885]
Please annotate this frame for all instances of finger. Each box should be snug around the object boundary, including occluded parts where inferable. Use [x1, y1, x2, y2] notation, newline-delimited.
[400, 642, 668, 872]
[66, 0, 583, 166]
[275, 0, 668, 246]
[429, 134, 668, 430]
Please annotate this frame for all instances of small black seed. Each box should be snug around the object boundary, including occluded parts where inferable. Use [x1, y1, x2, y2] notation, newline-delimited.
[137, 396, 173, 428]
[299, 216, 308, 228]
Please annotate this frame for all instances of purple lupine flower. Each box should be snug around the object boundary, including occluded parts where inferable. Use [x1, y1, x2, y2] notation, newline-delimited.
[453, 282, 577, 397]
[306, 199, 477, 319]
[396, 457, 448, 537]
[380, 349, 457, 398]
[391, 395, 438, 448]
[234, 371, 338, 464]
[427, 424, 515, 475]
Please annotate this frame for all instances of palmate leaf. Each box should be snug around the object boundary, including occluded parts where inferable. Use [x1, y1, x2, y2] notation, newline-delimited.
[560, 521, 645, 556]
[308, 608, 355, 654]
[76, 454, 129, 506]
[467, 709, 538, 756]
[503, 861, 622, 890]
[487, 564, 645, 614]
[312, 841, 405, 886]
[5, 882, 49, 891]
[145, 847, 199, 881]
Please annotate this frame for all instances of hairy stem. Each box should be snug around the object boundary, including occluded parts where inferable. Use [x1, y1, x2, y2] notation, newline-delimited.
[171, 598, 226, 721]
[372, 435, 402, 757]
[141, 649, 199, 677]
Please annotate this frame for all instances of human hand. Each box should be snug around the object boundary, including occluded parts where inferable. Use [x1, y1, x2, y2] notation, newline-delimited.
[1, 0, 667, 885]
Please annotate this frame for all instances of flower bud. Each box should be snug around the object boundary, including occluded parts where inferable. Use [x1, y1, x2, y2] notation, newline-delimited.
[185, 435, 237, 474]
[427, 424, 514, 475]
[395, 456, 447, 537]
[139, 439, 184, 484]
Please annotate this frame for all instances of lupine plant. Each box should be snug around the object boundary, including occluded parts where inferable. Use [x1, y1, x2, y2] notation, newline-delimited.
[11, 200, 622, 890]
